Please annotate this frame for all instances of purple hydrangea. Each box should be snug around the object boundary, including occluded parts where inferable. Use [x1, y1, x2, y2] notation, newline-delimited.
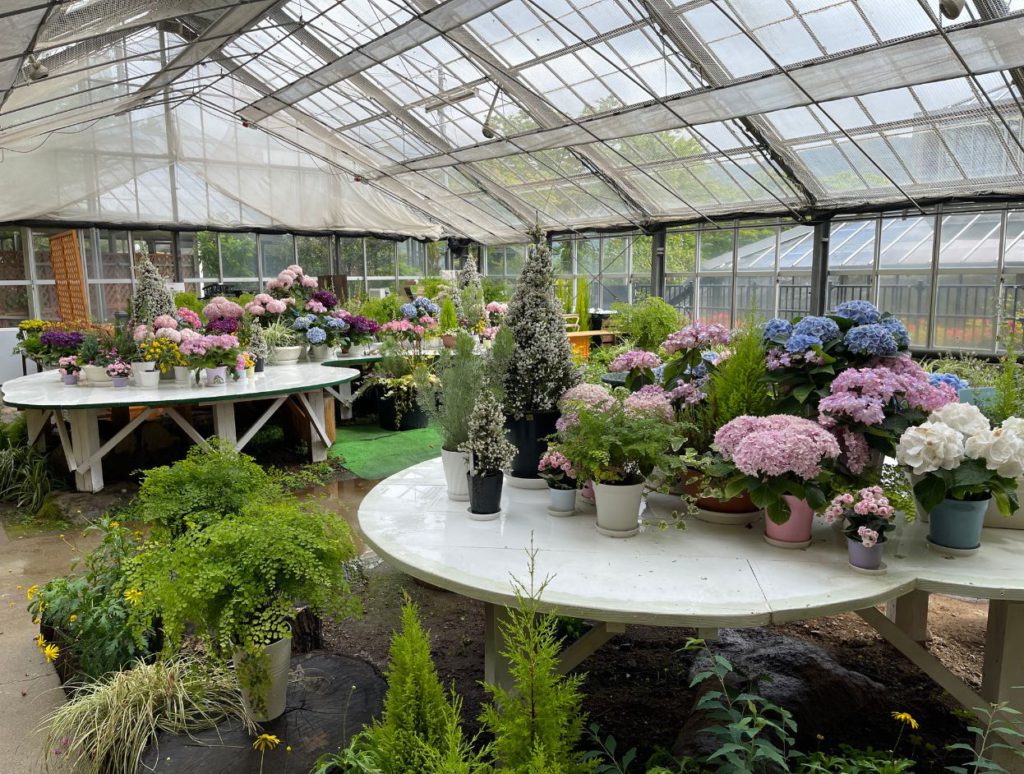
[346, 315, 379, 335]
[312, 290, 338, 309]
[792, 315, 840, 342]
[833, 300, 881, 325]
[205, 318, 238, 335]
[844, 324, 898, 356]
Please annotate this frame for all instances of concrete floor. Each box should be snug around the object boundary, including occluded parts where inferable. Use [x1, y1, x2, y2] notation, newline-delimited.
[0, 524, 97, 773]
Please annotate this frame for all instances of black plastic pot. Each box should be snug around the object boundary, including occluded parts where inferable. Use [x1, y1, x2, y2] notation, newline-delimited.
[506, 411, 560, 479]
[254, 357, 265, 373]
[378, 394, 428, 431]
[468, 470, 504, 514]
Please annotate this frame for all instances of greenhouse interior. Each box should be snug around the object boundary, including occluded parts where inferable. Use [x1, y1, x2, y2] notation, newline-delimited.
[4, 1, 1024, 772]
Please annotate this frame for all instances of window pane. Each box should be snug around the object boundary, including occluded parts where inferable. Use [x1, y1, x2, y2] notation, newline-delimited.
[295, 236, 331, 276]
[830, 219, 876, 268]
[878, 274, 931, 347]
[260, 234, 294, 277]
[398, 240, 424, 276]
[597, 277, 629, 308]
[698, 275, 732, 326]
[552, 241, 573, 275]
[87, 230, 131, 280]
[632, 235, 652, 274]
[664, 275, 695, 318]
[505, 245, 525, 277]
[602, 237, 628, 274]
[827, 273, 873, 310]
[191, 232, 221, 280]
[134, 230, 175, 279]
[366, 239, 395, 277]
[778, 275, 812, 318]
[938, 213, 1001, 269]
[219, 233, 258, 278]
[38, 284, 58, 320]
[700, 229, 733, 272]
[338, 237, 364, 276]
[425, 242, 445, 276]
[735, 275, 774, 323]
[0, 285, 30, 325]
[367, 278, 399, 295]
[737, 227, 777, 272]
[1005, 211, 1024, 267]
[779, 225, 814, 269]
[89, 284, 132, 323]
[666, 232, 695, 274]
[578, 239, 599, 275]
[879, 216, 934, 269]
[0, 228, 27, 281]
[933, 272, 999, 351]
[32, 227, 76, 281]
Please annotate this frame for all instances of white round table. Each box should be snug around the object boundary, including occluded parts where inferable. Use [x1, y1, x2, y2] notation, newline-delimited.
[2, 362, 359, 492]
[359, 458, 1024, 727]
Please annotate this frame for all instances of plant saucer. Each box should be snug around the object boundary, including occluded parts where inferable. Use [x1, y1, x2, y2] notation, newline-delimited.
[694, 508, 762, 526]
[504, 475, 546, 490]
[467, 506, 501, 522]
[762, 534, 811, 549]
[925, 537, 979, 557]
[547, 507, 576, 517]
[848, 561, 887, 575]
[595, 523, 639, 538]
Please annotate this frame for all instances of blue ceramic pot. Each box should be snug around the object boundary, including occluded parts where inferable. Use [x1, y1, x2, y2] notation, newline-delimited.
[928, 497, 988, 550]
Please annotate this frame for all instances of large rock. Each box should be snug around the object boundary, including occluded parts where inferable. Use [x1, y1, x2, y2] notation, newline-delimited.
[673, 628, 888, 757]
[143, 653, 385, 773]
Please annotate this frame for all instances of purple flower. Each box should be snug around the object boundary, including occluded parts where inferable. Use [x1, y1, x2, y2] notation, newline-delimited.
[345, 315, 379, 335]
[312, 290, 338, 309]
[206, 318, 239, 335]
[39, 330, 84, 350]
[608, 350, 662, 373]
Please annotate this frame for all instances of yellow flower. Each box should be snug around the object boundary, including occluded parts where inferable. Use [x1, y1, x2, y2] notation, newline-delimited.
[26, 584, 39, 601]
[110, 521, 120, 529]
[16, 585, 22, 590]
[43, 643, 59, 663]
[123, 588, 143, 606]
[69, 614, 77, 623]
[815, 733, 824, 741]
[252, 734, 280, 752]
[35, 633, 45, 651]
[286, 746, 291, 753]
[32, 617, 40, 625]
[892, 711, 919, 730]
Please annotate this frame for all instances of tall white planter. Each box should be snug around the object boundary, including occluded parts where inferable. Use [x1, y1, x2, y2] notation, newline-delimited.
[233, 637, 291, 721]
[441, 448, 470, 501]
[594, 481, 643, 538]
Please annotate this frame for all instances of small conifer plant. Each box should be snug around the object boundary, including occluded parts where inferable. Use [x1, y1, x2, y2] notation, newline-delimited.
[460, 390, 517, 475]
[132, 257, 176, 325]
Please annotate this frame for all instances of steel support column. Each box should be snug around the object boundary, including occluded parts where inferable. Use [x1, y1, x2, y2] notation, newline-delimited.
[809, 219, 831, 316]
[651, 227, 667, 301]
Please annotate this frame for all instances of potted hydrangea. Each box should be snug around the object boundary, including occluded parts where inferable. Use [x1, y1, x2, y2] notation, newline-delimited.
[822, 486, 896, 571]
[179, 334, 241, 386]
[538, 450, 577, 516]
[106, 359, 131, 388]
[459, 390, 517, 519]
[341, 314, 379, 357]
[897, 403, 1023, 553]
[715, 415, 841, 547]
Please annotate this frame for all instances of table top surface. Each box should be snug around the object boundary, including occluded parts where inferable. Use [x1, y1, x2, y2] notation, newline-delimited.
[1, 362, 360, 410]
[359, 458, 1024, 627]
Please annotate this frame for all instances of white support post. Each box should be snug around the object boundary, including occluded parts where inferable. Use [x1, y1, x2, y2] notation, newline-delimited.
[211, 401, 237, 447]
[885, 590, 930, 645]
[484, 602, 515, 693]
[557, 621, 625, 675]
[234, 396, 288, 452]
[982, 600, 1024, 709]
[68, 410, 103, 492]
[296, 390, 330, 461]
[163, 407, 211, 449]
[336, 380, 353, 420]
[24, 409, 50, 450]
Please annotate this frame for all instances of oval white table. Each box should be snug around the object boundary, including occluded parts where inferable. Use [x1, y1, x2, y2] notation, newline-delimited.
[359, 458, 1024, 734]
[1, 363, 359, 492]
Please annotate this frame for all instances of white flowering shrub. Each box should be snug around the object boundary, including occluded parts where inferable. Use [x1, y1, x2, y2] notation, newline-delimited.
[454, 255, 484, 329]
[500, 229, 579, 418]
[132, 258, 175, 325]
[459, 390, 516, 474]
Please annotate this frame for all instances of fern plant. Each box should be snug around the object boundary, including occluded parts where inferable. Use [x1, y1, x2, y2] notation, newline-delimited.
[612, 297, 680, 351]
[480, 554, 595, 774]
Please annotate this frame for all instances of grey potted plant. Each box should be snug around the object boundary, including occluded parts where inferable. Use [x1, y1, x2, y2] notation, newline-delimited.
[459, 389, 516, 519]
[498, 227, 579, 485]
[416, 330, 483, 501]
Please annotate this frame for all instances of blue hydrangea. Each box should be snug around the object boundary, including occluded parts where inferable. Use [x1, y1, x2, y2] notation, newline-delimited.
[879, 317, 911, 349]
[793, 315, 840, 342]
[426, 302, 440, 317]
[833, 300, 881, 325]
[784, 333, 822, 353]
[762, 318, 793, 341]
[292, 315, 312, 330]
[326, 317, 349, 330]
[306, 326, 327, 345]
[844, 324, 898, 356]
[400, 303, 417, 319]
[929, 372, 969, 391]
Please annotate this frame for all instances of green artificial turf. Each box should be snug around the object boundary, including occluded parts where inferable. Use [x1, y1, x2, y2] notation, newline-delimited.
[329, 424, 442, 481]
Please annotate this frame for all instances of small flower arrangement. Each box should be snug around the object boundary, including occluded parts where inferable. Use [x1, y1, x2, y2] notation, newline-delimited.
[342, 314, 379, 345]
[140, 336, 186, 374]
[105, 359, 131, 379]
[39, 329, 85, 359]
[236, 351, 255, 373]
[57, 355, 81, 376]
[714, 414, 841, 522]
[485, 301, 507, 327]
[823, 486, 896, 546]
[400, 296, 440, 327]
[538, 450, 577, 490]
[179, 334, 242, 377]
[896, 403, 1024, 516]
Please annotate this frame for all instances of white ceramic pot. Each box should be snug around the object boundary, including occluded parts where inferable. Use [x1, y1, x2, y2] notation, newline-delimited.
[548, 486, 577, 516]
[270, 345, 303, 364]
[81, 364, 111, 385]
[233, 637, 291, 722]
[309, 344, 330, 361]
[173, 365, 191, 383]
[136, 367, 161, 388]
[348, 343, 367, 358]
[130, 361, 147, 384]
[441, 448, 470, 501]
[593, 481, 644, 537]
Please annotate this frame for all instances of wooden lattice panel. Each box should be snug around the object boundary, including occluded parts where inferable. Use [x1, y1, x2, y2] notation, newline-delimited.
[49, 230, 90, 323]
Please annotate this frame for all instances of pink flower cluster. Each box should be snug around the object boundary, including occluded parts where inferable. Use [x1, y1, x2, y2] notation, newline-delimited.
[538, 450, 576, 478]
[306, 300, 327, 313]
[179, 334, 239, 357]
[245, 293, 283, 317]
[176, 308, 202, 329]
[833, 427, 872, 474]
[202, 296, 244, 321]
[153, 314, 177, 331]
[485, 302, 507, 315]
[133, 324, 151, 343]
[380, 319, 424, 336]
[608, 350, 662, 372]
[663, 321, 731, 353]
[624, 385, 674, 422]
[557, 383, 615, 432]
[822, 486, 894, 524]
[481, 326, 499, 340]
[818, 356, 957, 428]
[858, 526, 880, 548]
[266, 263, 317, 293]
[668, 381, 705, 406]
[766, 347, 824, 370]
[715, 415, 841, 480]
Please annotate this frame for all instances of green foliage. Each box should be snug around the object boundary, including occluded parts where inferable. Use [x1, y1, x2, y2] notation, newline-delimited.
[132, 257, 175, 326]
[584, 342, 631, 384]
[612, 297, 680, 351]
[574, 277, 591, 325]
[0, 442, 58, 513]
[912, 459, 1019, 517]
[362, 294, 404, 324]
[947, 701, 1024, 773]
[416, 331, 484, 450]
[29, 516, 153, 678]
[482, 276, 509, 303]
[881, 462, 916, 521]
[800, 748, 916, 773]
[263, 319, 300, 348]
[925, 354, 999, 389]
[556, 278, 574, 314]
[480, 558, 595, 774]
[421, 277, 447, 299]
[173, 291, 204, 316]
[270, 461, 337, 492]
[43, 656, 254, 774]
[990, 332, 1024, 424]
[130, 499, 361, 659]
[132, 441, 284, 538]
[238, 314, 269, 360]
[439, 297, 459, 333]
[335, 599, 487, 774]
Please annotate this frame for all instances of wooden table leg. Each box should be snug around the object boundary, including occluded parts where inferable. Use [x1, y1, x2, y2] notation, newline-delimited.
[211, 402, 237, 447]
[24, 409, 49, 451]
[68, 410, 103, 492]
[982, 601, 1024, 762]
[304, 390, 328, 462]
[484, 602, 515, 693]
[337, 380, 353, 421]
[885, 590, 930, 645]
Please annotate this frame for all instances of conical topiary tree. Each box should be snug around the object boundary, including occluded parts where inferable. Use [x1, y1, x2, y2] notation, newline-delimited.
[132, 257, 175, 325]
[501, 227, 579, 419]
[454, 255, 484, 330]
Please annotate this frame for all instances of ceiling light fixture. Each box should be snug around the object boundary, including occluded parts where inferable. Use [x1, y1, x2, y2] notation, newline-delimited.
[939, 0, 965, 19]
[24, 55, 49, 81]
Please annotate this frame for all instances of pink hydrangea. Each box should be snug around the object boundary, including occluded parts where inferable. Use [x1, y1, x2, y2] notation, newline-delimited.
[133, 324, 151, 343]
[305, 300, 327, 313]
[608, 350, 662, 372]
[153, 314, 177, 330]
[624, 385, 674, 422]
[254, 293, 274, 305]
[245, 301, 266, 316]
[663, 321, 731, 353]
[420, 315, 436, 328]
[265, 299, 287, 314]
[179, 328, 200, 342]
[276, 274, 294, 290]
[716, 415, 840, 480]
[381, 320, 414, 333]
[266, 279, 282, 291]
[203, 296, 244, 321]
[481, 326, 499, 340]
[412, 325, 425, 336]
[539, 450, 576, 478]
[557, 383, 615, 431]
[300, 275, 318, 289]
[486, 301, 508, 315]
[668, 381, 705, 406]
[287, 264, 304, 275]
[834, 427, 872, 475]
[176, 308, 202, 329]
[156, 327, 182, 343]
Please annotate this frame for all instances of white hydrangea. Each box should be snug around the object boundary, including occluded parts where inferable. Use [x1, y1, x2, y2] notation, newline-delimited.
[965, 427, 1024, 480]
[896, 421, 966, 474]
[928, 403, 990, 437]
[1001, 416, 1024, 438]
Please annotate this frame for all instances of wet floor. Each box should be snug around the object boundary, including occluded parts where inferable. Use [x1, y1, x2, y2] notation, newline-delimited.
[297, 475, 379, 557]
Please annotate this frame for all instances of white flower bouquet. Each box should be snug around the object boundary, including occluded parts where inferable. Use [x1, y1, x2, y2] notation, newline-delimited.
[896, 403, 1024, 516]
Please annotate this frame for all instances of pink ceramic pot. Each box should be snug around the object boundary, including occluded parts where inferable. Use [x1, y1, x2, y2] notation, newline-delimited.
[763, 495, 814, 547]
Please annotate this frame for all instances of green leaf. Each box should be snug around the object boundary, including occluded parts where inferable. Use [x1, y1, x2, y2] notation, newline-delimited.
[913, 474, 947, 513]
